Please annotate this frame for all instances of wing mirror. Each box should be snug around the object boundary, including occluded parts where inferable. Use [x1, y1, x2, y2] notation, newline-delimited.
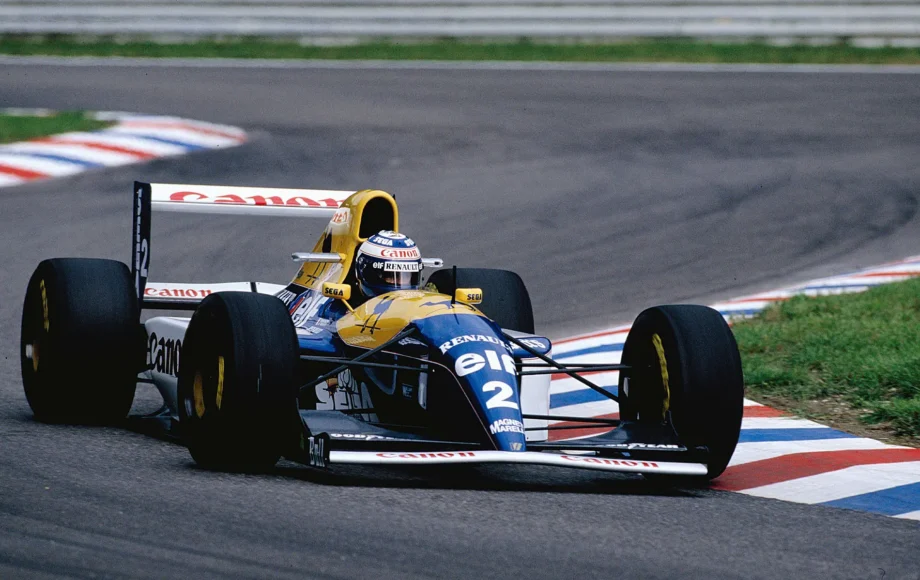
[322, 282, 354, 311]
[292, 252, 345, 263]
[455, 288, 483, 305]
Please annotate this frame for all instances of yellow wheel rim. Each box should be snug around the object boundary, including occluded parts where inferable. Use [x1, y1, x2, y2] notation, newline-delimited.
[31, 341, 40, 373]
[193, 370, 206, 418]
[215, 356, 225, 409]
[40, 279, 50, 332]
[651, 333, 671, 419]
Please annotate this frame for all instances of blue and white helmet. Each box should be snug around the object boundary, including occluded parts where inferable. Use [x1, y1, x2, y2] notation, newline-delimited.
[354, 231, 423, 297]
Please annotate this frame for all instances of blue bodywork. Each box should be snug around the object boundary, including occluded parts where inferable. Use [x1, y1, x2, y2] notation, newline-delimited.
[288, 287, 550, 452]
[414, 314, 527, 452]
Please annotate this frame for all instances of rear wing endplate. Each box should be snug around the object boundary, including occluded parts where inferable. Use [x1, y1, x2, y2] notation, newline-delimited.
[131, 181, 355, 309]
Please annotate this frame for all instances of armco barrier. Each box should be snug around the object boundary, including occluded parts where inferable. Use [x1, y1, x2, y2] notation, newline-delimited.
[1, 1, 919, 41]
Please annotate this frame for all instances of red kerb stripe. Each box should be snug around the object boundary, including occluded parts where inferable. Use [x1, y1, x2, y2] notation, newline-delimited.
[0, 163, 48, 180]
[742, 405, 787, 418]
[853, 270, 920, 278]
[714, 448, 920, 492]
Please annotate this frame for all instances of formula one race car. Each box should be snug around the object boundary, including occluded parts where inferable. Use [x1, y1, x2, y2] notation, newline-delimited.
[20, 182, 745, 481]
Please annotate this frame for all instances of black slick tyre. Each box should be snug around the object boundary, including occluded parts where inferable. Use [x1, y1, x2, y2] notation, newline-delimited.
[20, 258, 140, 424]
[177, 292, 298, 471]
[427, 267, 534, 333]
[618, 305, 744, 479]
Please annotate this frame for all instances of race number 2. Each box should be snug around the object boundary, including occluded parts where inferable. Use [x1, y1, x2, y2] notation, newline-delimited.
[482, 381, 518, 410]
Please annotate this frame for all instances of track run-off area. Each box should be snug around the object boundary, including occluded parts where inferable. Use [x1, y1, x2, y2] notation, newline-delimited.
[1, 58, 919, 578]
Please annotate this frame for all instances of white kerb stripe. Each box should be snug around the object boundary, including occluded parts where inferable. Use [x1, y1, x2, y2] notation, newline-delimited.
[117, 117, 247, 138]
[894, 510, 920, 520]
[740, 461, 920, 504]
[551, 353, 619, 366]
[740, 417, 833, 430]
[0, 173, 25, 186]
[550, 371, 619, 394]
[552, 333, 629, 356]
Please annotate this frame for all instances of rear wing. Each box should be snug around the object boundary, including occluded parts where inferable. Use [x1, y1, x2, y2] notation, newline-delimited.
[131, 181, 355, 309]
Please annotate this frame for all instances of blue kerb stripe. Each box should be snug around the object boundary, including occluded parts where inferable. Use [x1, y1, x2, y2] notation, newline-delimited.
[0, 151, 104, 168]
[800, 283, 874, 292]
[718, 308, 763, 317]
[113, 132, 208, 151]
[553, 342, 624, 360]
[821, 481, 920, 517]
[738, 428, 857, 443]
[550, 385, 618, 409]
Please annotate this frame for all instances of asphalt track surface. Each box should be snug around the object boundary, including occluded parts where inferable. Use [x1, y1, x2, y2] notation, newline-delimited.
[1, 61, 919, 579]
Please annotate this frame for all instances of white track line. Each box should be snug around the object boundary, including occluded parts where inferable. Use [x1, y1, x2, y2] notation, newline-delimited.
[1, 55, 920, 74]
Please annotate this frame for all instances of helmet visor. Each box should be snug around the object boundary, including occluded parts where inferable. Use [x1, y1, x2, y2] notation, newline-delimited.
[379, 270, 421, 288]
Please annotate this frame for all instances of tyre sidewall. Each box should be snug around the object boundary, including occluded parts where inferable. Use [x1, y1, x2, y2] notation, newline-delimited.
[21, 258, 139, 423]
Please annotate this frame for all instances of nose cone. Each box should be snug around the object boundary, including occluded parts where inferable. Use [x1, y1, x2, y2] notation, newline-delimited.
[416, 314, 527, 452]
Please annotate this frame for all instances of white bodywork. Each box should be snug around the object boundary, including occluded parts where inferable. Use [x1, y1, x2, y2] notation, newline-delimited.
[149, 183, 353, 218]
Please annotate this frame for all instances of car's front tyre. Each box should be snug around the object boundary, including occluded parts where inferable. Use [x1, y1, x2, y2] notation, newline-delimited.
[177, 292, 299, 471]
[618, 305, 745, 479]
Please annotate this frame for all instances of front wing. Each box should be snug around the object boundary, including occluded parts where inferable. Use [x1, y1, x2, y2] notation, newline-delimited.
[327, 449, 708, 476]
[309, 436, 707, 476]
[298, 408, 709, 477]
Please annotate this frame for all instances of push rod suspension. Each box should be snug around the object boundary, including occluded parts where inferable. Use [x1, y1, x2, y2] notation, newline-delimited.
[518, 364, 629, 376]
[503, 333, 619, 403]
[521, 413, 620, 425]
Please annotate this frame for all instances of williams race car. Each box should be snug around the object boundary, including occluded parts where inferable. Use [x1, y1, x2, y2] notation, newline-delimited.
[21, 182, 745, 480]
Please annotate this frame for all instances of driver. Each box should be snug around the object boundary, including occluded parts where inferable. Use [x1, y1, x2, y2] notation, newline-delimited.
[354, 230, 423, 299]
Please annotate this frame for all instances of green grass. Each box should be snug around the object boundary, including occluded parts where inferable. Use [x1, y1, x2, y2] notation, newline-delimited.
[733, 277, 920, 439]
[0, 111, 111, 144]
[2, 36, 920, 64]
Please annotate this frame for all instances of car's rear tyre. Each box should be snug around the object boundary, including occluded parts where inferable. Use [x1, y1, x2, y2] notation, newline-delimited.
[20, 258, 140, 424]
[426, 267, 534, 333]
[618, 305, 744, 479]
[177, 292, 299, 471]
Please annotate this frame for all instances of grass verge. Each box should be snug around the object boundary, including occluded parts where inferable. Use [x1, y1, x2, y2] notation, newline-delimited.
[0, 111, 111, 144]
[1, 36, 920, 65]
[733, 277, 920, 446]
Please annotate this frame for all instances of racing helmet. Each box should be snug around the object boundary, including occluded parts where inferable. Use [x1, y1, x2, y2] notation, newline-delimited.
[354, 231, 423, 297]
